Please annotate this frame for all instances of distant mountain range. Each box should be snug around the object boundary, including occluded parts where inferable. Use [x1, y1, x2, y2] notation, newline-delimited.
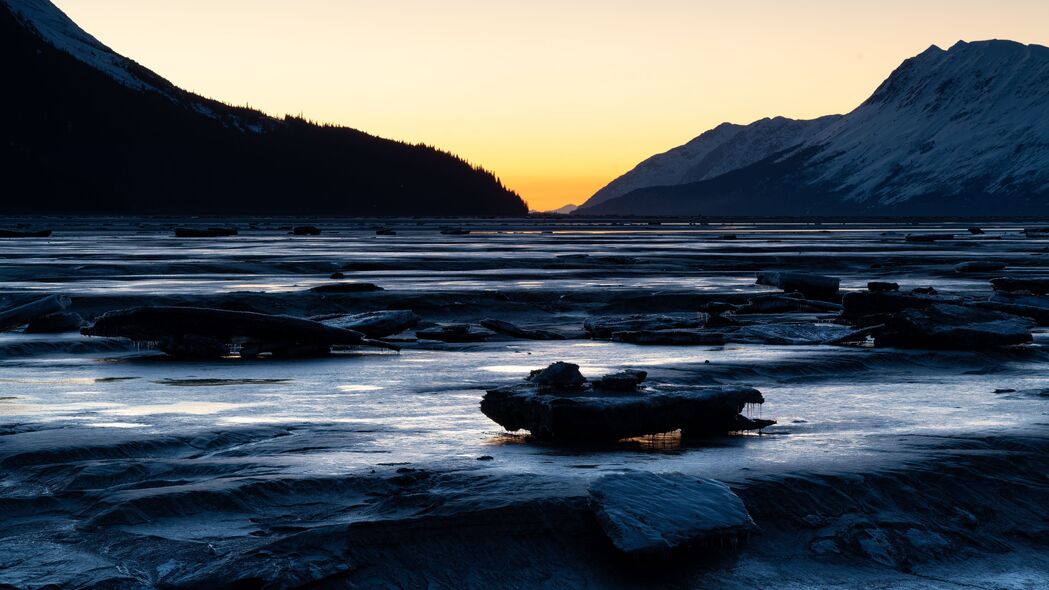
[579, 40, 1049, 216]
[0, 0, 527, 216]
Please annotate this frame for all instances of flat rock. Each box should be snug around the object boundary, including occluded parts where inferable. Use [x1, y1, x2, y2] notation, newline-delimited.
[415, 324, 493, 342]
[309, 283, 384, 293]
[867, 281, 899, 292]
[481, 383, 772, 441]
[319, 310, 421, 338]
[590, 473, 757, 556]
[876, 304, 1034, 349]
[584, 314, 706, 339]
[731, 323, 853, 345]
[841, 290, 955, 321]
[991, 277, 1049, 295]
[756, 271, 840, 299]
[954, 261, 1006, 273]
[174, 227, 237, 238]
[481, 319, 566, 340]
[611, 330, 725, 346]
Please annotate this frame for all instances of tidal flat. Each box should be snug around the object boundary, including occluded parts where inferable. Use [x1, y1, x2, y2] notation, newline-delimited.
[2, 218, 1049, 588]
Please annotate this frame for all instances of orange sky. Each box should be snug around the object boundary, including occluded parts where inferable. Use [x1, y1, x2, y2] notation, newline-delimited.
[52, 0, 1049, 211]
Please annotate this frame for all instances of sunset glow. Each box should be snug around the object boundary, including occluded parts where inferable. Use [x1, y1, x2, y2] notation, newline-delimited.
[53, 0, 1049, 211]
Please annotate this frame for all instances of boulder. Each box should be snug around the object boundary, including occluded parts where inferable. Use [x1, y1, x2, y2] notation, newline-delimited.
[905, 234, 953, 243]
[755, 271, 840, 299]
[841, 290, 952, 321]
[584, 315, 706, 339]
[954, 261, 1006, 273]
[481, 383, 772, 441]
[81, 306, 399, 358]
[611, 330, 725, 346]
[291, 226, 321, 236]
[875, 304, 1034, 349]
[592, 370, 648, 391]
[968, 227, 985, 235]
[589, 473, 757, 556]
[319, 310, 420, 338]
[527, 362, 587, 391]
[24, 312, 84, 334]
[480, 319, 566, 340]
[329, 272, 346, 280]
[375, 228, 397, 236]
[415, 324, 492, 342]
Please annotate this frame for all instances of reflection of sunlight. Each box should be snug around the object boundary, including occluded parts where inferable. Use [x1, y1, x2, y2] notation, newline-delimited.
[338, 385, 383, 392]
[104, 402, 256, 416]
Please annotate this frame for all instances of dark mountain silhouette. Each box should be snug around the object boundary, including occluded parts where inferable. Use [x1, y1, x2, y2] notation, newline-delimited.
[580, 40, 1049, 216]
[0, 0, 527, 216]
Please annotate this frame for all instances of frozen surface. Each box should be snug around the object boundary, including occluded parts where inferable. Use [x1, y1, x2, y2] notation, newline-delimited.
[1, 218, 1049, 587]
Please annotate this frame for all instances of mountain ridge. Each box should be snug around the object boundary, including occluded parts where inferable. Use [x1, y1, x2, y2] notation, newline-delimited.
[579, 39, 1049, 216]
[0, 0, 528, 216]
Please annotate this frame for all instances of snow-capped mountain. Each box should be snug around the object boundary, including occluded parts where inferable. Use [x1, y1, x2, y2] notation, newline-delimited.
[0, 0, 526, 216]
[580, 40, 1049, 216]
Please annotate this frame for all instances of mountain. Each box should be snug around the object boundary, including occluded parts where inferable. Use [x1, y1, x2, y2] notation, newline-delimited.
[545, 204, 579, 214]
[579, 40, 1049, 216]
[0, 0, 527, 216]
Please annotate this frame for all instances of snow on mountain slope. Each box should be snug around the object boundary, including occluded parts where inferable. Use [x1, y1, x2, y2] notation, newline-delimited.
[581, 116, 840, 210]
[582, 40, 1049, 216]
[806, 40, 1049, 204]
[3, 0, 165, 92]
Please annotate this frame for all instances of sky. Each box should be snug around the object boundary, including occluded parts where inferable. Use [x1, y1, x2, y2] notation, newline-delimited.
[52, 1, 1049, 211]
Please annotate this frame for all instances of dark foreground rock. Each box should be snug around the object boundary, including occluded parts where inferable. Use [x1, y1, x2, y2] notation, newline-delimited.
[755, 271, 840, 299]
[991, 277, 1049, 295]
[875, 304, 1034, 349]
[841, 290, 954, 321]
[291, 226, 322, 236]
[590, 473, 757, 556]
[82, 306, 399, 357]
[527, 362, 587, 391]
[415, 324, 493, 342]
[309, 282, 384, 293]
[481, 319, 566, 340]
[318, 310, 421, 338]
[24, 311, 84, 334]
[174, 227, 237, 238]
[481, 382, 772, 441]
[592, 370, 647, 391]
[0, 229, 51, 238]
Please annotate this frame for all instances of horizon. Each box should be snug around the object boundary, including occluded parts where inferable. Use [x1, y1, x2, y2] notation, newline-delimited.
[50, 0, 1049, 211]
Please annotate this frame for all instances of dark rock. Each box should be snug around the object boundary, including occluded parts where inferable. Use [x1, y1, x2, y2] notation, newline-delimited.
[720, 234, 738, 240]
[875, 304, 1034, 349]
[329, 272, 346, 280]
[611, 330, 725, 346]
[81, 306, 399, 358]
[440, 227, 470, 235]
[841, 290, 951, 321]
[756, 271, 840, 299]
[0, 294, 71, 331]
[527, 362, 587, 391]
[0, 229, 51, 238]
[480, 319, 566, 340]
[25, 312, 84, 334]
[911, 287, 938, 295]
[731, 323, 854, 345]
[704, 313, 739, 328]
[481, 383, 772, 441]
[739, 294, 842, 314]
[968, 227, 985, 235]
[954, 261, 1006, 273]
[174, 227, 237, 238]
[590, 473, 757, 556]
[319, 310, 421, 338]
[375, 228, 397, 235]
[867, 281, 899, 292]
[309, 283, 384, 293]
[584, 315, 706, 339]
[990, 277, 1049, 295]
[291, 226, 321, 236]
[699, 301, 740, 314]
[592, 370, 648, 391]
[905, 234, 954, 243]
[415, 324, 492, 342]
